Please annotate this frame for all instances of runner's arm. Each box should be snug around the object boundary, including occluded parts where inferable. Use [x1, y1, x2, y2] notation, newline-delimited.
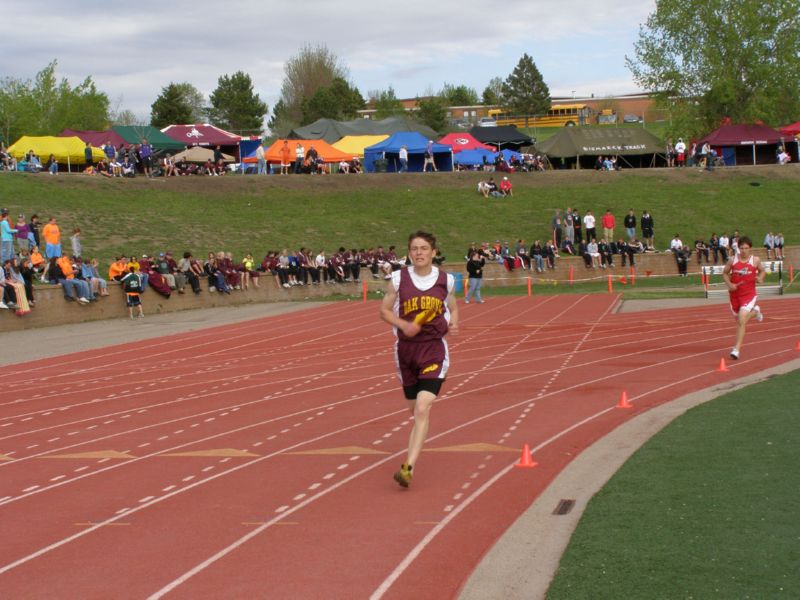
[446, 291, 459, 335]
[380, 280, 420, 337]
[721, 260, 737, 291]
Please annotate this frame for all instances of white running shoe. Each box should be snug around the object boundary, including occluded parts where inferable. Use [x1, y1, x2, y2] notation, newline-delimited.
[730, 348, 739, 360]
[754, 307, 763, 322]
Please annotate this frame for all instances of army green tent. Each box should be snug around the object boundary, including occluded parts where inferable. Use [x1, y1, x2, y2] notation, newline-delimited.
[112, 125, 185, 151]
[289, 117, 437, 144]
[537, 127, 664, 168]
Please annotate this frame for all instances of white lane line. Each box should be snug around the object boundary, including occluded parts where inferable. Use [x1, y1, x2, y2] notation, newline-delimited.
[139, 496, 155, 503]
[182, 476, 195, 482]
[74, 466, 89, 473]
[162, 485, 176, 492]
[23, 485, 40, 492]
[49, 475, 66, 482]
[292, 494, 306, 501]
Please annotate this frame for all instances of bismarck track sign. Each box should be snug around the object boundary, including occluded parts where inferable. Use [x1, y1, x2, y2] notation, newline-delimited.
[581, 144, 647, 152]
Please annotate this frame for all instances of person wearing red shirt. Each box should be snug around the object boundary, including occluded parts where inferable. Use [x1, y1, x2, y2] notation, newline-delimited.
[499, 176, 513, 196]
[722, 236, 765, 360]
[601, 209, 616, 242]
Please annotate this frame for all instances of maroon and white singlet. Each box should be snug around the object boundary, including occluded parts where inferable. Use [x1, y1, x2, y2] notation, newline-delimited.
[392, 266, 453, 386]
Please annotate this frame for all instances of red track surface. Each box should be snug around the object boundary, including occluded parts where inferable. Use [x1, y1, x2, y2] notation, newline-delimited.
[1, 295, 798, 599]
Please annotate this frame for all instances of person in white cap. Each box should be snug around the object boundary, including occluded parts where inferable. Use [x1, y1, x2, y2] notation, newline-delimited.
[500, 176, 513, 196]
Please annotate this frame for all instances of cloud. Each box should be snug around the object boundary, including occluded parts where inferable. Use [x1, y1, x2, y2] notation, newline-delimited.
[1, 0, 655, 124]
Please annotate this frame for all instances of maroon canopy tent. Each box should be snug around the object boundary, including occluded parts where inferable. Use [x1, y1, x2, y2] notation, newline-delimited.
[60, 128, 128, 149]
[161, 124, 241, 147]
[698, 124, 785, 165]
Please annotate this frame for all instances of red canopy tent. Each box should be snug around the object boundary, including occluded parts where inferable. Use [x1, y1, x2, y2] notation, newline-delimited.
[698, 124, 785, 165]
[60, 128, 128, 149]
[437, 132, 494, 152]
[779, 121, 800, 137]
[161, 124, 241, 147]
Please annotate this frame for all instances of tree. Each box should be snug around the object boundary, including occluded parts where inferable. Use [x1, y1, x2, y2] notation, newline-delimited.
[207, 71, 268, 135]
[502, 54, 551, 127]
[371, 87, 405, 119]
[150, 83, 194, 128]
[627, 0, 800, 135]
[300, 77, 365, 124]
[267, 99, 293, 137]
[173, 83, 207, 123]
[279, 44, 348, 125]
[0, 61, 109, 143]
[440, 83, 479, 106]
[111, 109, 142, 126]
[482, 77, 505, 106]
[415, 96, 447, 132]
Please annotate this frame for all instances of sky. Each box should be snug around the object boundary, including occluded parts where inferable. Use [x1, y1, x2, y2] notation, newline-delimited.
[1, 0, 655, 125]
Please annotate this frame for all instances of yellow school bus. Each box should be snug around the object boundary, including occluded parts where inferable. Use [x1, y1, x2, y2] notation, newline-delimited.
[487, 104, 592, 128]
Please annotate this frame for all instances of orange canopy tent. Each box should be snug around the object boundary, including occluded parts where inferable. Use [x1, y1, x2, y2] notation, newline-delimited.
[262, 139, 353, 164]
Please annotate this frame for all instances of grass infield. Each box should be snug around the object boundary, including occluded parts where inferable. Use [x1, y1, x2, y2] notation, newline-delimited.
[546, 369, 800, 599]
[1, 166, 797, 276]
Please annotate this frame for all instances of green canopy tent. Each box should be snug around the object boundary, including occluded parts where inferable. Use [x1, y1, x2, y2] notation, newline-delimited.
[536, 127, 665, 169]
[289, 117, 437, 144]
[112, 125, 185, 152]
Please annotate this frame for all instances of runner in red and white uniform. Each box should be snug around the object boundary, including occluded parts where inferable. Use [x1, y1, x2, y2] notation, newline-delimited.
[722, 236, 765, 360]
[380, 230, 459, 488]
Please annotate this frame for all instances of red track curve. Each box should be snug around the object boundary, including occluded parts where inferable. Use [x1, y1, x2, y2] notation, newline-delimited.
[0, 295, 798, 599]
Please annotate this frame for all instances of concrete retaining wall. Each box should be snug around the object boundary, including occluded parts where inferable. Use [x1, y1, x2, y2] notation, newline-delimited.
[2, 247, 795, 332]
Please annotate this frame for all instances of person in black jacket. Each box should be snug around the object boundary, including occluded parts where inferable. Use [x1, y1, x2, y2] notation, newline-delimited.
[465, 252, 485, 304]
[641, 210, 655, 250]
[624, 209, 636, 240]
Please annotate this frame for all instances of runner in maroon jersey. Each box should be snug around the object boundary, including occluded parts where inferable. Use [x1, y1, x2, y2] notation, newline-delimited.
[722, 236, 765, 360]
[380, 230, 459, 488]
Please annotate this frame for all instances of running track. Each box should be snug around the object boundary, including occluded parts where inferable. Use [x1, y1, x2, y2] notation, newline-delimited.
[1, 295, 798, 599]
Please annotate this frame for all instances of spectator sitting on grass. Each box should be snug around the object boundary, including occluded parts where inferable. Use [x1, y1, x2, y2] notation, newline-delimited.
[499, 177, 513, 196]
[477, 180, 490, 198]
[108, 256, 128, 281]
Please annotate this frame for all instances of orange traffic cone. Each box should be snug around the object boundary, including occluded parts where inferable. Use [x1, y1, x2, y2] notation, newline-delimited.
[618, 276, 628, 285]
[716, 357, 730, 372]
[616, 390, 633, 409]
[795, 340, 800, 351]
[645, 270, 653, 277]
[514, 444, 538, 468]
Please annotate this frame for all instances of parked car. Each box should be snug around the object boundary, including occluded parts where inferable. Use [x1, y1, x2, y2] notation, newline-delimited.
[623, 114, 642, 123]
[478, 117, 497, 127]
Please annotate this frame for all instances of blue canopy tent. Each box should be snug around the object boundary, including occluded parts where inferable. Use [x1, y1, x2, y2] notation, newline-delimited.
[363, 132, 453, 173]
[453, 148, 496, 167]
[499, 148, 521, 162]
[238, 138, 262, 173]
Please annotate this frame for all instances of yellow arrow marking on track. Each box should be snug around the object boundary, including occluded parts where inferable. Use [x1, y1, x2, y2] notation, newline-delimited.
[42, 451, 136, 459]
[288, 446, 390, 456]
[0, 455, 14, 461]
[160, 449, 259, 458]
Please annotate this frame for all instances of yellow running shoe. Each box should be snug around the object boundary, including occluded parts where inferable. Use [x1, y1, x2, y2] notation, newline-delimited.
[393, 463, 413, 488]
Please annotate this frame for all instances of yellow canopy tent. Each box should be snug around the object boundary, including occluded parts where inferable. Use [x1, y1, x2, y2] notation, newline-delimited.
[332, 135, 389, 158]
[8, 136, 106, 171]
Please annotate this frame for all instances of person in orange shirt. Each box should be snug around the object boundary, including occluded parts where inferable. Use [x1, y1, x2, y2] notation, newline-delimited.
[108, 256, 128, 281]
[41, 217, 62, 259]
[56, 254, 75, 280]
[280, 140, 291, 175]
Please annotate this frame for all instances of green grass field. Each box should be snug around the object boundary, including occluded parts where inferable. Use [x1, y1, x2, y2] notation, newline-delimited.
[546, 369, 800, 599]
[1, 167, 797, 275]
